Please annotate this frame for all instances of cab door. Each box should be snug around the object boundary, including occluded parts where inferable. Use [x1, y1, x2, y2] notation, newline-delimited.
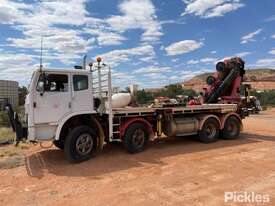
[34, 73, 72, 124]
[71, 74, 93, 112]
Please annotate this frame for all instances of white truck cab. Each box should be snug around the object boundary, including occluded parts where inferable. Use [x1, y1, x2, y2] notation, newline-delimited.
[26, 68, 96, 141]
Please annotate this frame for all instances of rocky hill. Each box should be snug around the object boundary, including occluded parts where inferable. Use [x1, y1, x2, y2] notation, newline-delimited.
[182, 68, 275, 91]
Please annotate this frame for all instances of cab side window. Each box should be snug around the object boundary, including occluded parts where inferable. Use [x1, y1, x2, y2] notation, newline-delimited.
[73, 75, 88, 91]
[37, 74, 68, 92]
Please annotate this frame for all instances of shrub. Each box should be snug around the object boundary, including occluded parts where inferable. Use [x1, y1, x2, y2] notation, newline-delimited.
[0, 111, 10, 127]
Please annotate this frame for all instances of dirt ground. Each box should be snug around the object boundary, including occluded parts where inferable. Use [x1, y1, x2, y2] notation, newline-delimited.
[1, 110, 275, 206]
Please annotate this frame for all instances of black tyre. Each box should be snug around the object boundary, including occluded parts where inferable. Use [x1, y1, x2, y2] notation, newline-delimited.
[221, 116, 240, 140]
[199, 118, 220, 143]
[53, 140, 64, 150]
[64, 126, 98, 163]
[124, 123, 149, 154]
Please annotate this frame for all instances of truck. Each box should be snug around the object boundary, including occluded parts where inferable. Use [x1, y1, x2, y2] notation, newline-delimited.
[6, 57, 246, 163]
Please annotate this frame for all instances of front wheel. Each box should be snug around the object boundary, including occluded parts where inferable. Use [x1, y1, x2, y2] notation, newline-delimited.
[64, 126, 98, 163]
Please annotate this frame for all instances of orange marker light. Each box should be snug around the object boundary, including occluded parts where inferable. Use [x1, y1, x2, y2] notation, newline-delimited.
[96, 57, 102, 62]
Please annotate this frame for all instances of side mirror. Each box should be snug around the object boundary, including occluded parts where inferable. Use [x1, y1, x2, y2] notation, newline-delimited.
[37, 72, 47, 96]
[37, 81, 44, 96]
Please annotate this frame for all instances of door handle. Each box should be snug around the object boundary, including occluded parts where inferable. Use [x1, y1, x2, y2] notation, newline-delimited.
[33, 102, 36, 108]
[68, 102, 71, 108]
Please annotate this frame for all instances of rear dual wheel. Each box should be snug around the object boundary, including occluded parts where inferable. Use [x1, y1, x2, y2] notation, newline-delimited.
[198, 116, 241, 143]
[199, 118, 220, 143]
[124, 123, 149, 153]
[221, 116, 241, 140]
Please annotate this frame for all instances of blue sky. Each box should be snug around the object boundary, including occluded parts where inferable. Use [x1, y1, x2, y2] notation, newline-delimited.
[0, 0, 274, 88]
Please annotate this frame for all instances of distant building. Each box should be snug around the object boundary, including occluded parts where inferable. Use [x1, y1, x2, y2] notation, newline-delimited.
[0, 80, 19, 110]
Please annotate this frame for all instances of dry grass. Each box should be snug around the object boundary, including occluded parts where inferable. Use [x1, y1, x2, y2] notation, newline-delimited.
[0, 127, 28, 169]
[0, 127, 14, 143]
[0, 153, 24, 169]
[0, 143, 31, 169]
[0, 156, 25, 169]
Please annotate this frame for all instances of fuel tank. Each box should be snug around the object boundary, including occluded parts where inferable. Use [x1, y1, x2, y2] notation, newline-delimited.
[163, 117, 199, 137]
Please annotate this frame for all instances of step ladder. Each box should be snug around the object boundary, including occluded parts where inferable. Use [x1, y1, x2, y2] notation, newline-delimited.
[112, 116, 121, 140]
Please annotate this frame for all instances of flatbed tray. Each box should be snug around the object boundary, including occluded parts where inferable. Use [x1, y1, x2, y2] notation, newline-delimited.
[111, 104, 237, 116]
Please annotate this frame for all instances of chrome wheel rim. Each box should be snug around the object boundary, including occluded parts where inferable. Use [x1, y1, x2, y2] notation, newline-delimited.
[76, 133, 93, 155]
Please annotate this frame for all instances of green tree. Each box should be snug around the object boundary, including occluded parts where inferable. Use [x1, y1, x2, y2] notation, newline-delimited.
[136, 89, 154, 105]
[18, 86, 28, 106]
[136, 85, 197, 105]
[250, 90, 275, 106]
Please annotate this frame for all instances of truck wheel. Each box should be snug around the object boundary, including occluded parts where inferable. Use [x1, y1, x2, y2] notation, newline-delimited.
[222, 116, 240, 140]
[199, 118, 220, 143]
[64, 126, 98, 163]
[53, 140, 64, 150]
[124, 123, 148, 154]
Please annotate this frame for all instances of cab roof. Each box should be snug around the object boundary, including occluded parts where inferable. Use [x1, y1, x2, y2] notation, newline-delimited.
[36, 68, 91, 74]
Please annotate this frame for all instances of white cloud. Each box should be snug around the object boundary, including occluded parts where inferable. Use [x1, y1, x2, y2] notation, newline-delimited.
[113, 71, 134, 79]
[269, 49, 275, 55]
[235, 52, 252, 57]
[106, 0, 162, 42]
[241, 29, 262, 44]
[187, 57, 217, 64]
[84, 27, 126, 46]
[0, 51, 32, 62]
[264, 15, 275, 22]
[271, 34, 275, 39]
[174, 69, 207, 81]
[187, 59, 200, 64]
[134, 66, 171, 74]
[165, 40, 203, 56]
[97, 44, 156, 67]
[211, 50, 217, 54]
[9, 29, 93, 53]
[1, 0, 163, 70]
[143, 73, 167, 80]
[182, 0, 245, 18]
[0, 52, 36, 84]
[24, 0, 91, 26]
[205, 2, 244, 18]
[255, 58, 275, 67]
[200, 57, 217, 63]
[0, 0, 32, 23]
[139, 56, 155, 62]
[1, 0, 96, 66]
[172, 58, 180, 63]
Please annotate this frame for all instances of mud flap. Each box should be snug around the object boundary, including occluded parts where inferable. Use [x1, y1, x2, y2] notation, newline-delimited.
[5, 104, 28, 144]
[91, 117, 105, 151]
